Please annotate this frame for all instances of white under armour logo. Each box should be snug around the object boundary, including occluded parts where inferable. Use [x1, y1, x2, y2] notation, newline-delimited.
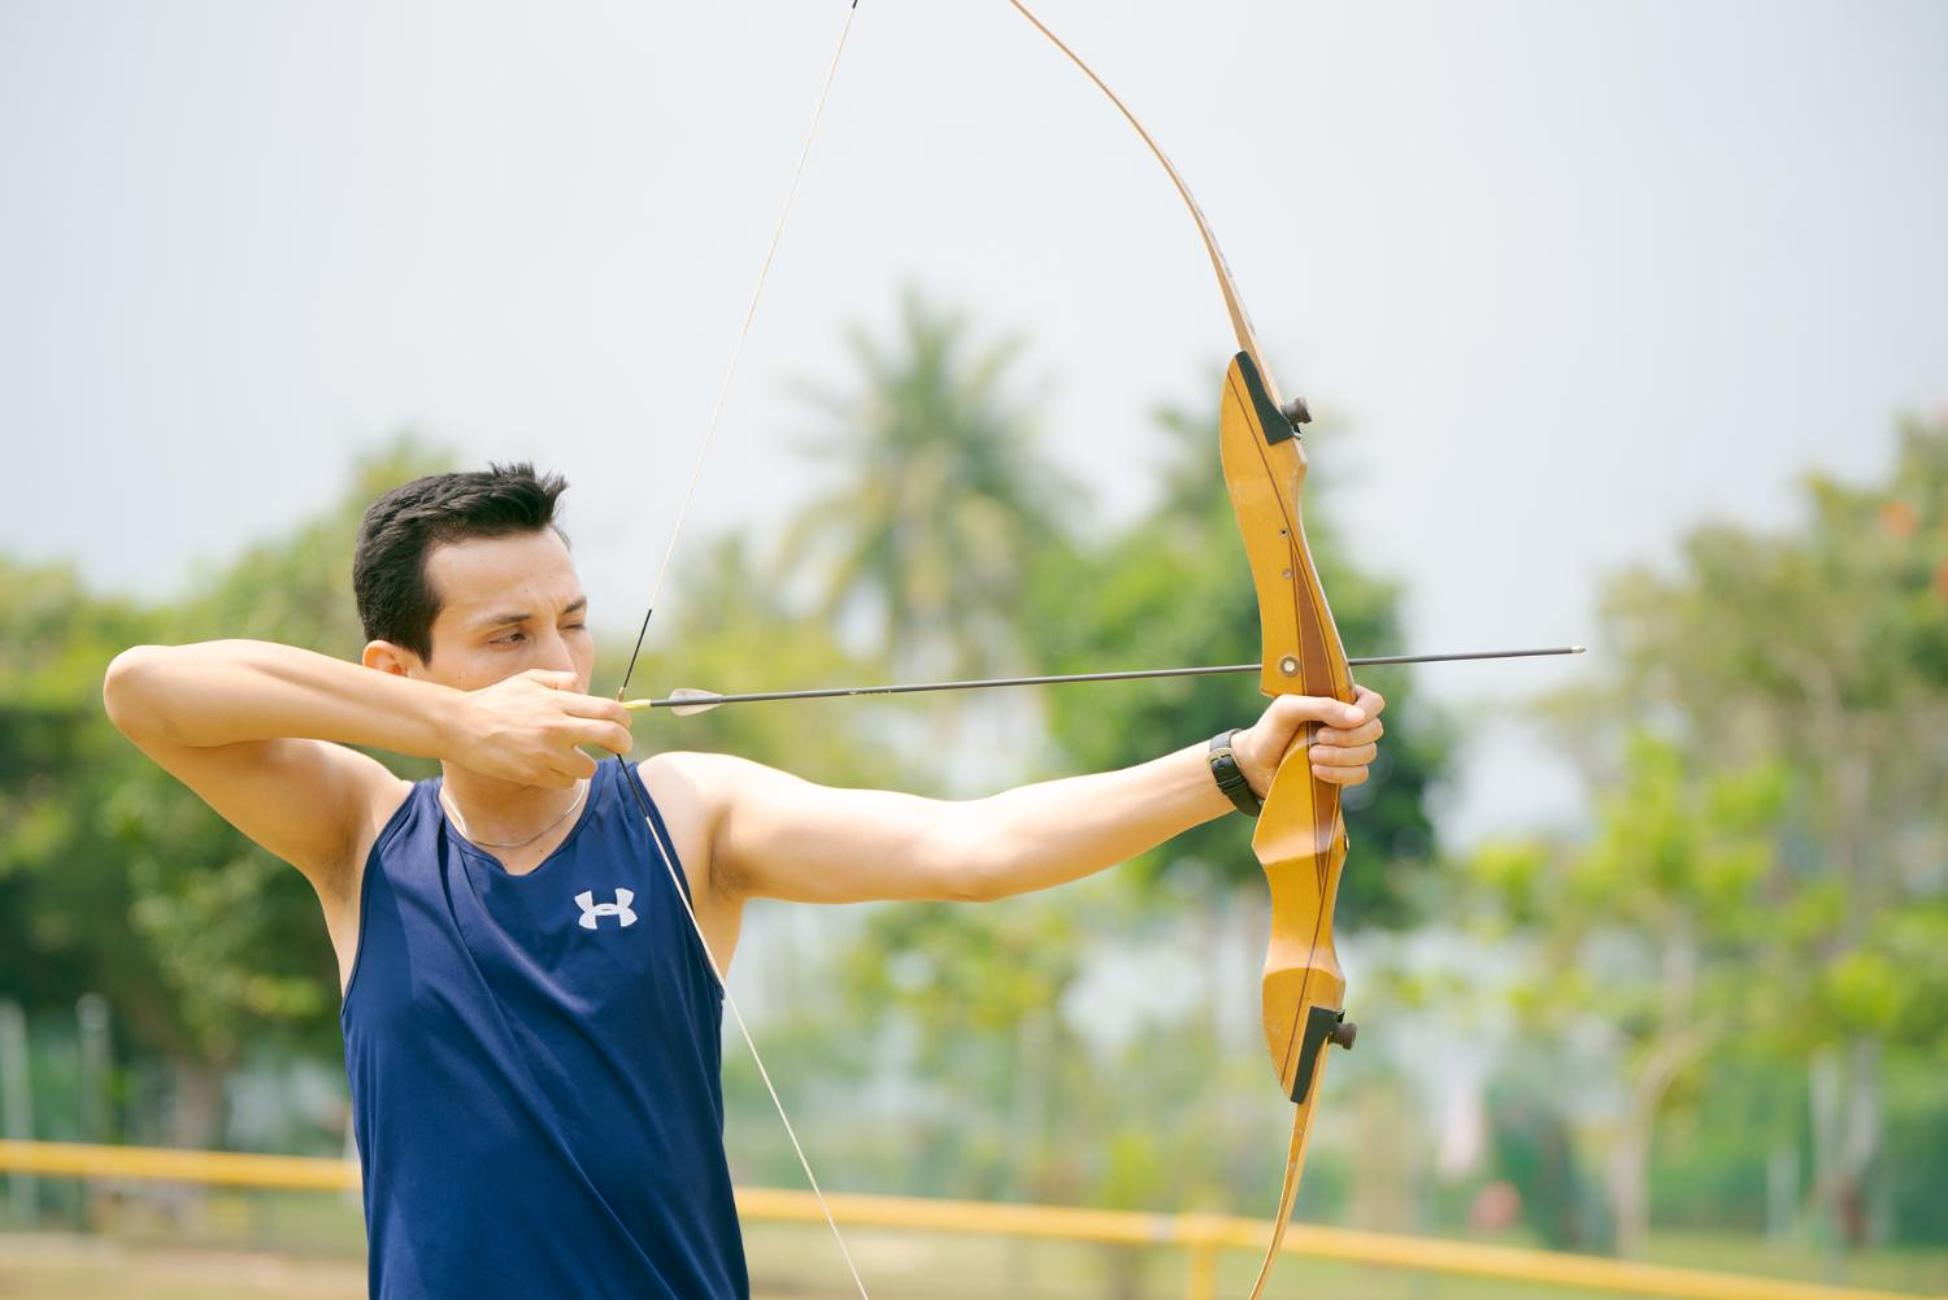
[575, 888, 638, 930]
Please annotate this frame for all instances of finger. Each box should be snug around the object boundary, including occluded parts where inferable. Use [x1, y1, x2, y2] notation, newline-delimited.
[564, 748, 600, 781]
[1314, 718, 1385, 747]
[1351, 684, 1387, 718]
[1311, 741, 1378, 768]
[1270, 693, 1368, 730]
[563, 719, 634, 756]
[1257, 696, 1309, 747]
[594, 722, 635, 756]
[1310, 762, 1370, 785]
[559, 692, 633, 727]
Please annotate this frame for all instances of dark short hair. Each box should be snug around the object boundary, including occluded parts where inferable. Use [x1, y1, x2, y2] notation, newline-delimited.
[353, 463, 568, 661]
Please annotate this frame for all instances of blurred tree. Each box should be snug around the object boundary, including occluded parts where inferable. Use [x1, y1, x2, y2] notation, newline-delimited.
[1491, 413, 1948, 1252]
[779, 285, 1074, 680]
[1465, 737, 1788, 1257]
[1487, 1065, 1610, 1252]
[0, 559, 156, 1025]
[839, 890, 1086, 1200]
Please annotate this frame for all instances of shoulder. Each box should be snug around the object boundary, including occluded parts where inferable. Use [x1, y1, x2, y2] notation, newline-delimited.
[635, 749, 756, 794]
[628, 752, 738, 898]
[628, 750, 817, 902]
[632, 750, 788, 845]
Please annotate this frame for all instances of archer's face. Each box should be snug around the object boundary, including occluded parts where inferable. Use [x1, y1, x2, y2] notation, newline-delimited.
[415, 528, 596, 693]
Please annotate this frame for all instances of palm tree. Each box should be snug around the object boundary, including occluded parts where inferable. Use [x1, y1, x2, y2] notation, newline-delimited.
[782, 287, 1073, 679]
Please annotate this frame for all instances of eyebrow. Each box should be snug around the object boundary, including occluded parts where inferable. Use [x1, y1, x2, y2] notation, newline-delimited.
[474, 596, 588, 630]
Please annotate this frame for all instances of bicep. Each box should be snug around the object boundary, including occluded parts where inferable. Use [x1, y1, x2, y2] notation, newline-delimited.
[698, 754, 984, 905]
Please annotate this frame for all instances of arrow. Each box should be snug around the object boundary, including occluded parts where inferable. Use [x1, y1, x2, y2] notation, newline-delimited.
[624, 645, 1585, 716]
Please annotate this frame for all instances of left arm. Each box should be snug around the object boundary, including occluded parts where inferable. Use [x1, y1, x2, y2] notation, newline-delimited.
[697, 686, 1385, 906]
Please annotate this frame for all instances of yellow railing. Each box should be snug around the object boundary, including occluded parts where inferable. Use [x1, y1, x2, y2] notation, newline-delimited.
[0, 1139, 1929, 1300]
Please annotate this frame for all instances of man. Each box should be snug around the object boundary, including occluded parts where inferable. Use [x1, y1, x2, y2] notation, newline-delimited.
[103, 463, 1386, 1299]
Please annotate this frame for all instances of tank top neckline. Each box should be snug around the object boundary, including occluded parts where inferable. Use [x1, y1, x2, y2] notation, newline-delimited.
[433, 760, 615, 882]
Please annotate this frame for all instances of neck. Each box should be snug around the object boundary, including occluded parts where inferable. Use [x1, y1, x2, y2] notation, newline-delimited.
[438, 762, 589, 844]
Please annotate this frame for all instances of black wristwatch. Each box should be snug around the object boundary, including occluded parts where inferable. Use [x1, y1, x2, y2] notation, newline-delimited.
[1206, 728, 1263, 817]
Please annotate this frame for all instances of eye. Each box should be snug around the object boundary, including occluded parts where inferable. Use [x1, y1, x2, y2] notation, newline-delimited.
[492, 629, 527, 646]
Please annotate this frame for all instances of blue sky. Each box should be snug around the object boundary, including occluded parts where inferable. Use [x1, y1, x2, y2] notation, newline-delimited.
[5, 1, 1945, 839]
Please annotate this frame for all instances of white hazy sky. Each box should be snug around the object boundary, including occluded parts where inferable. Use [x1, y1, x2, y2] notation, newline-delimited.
[5, 1, 1946, 842]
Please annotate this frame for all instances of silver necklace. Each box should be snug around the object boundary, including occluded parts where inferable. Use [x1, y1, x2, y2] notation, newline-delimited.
[440, 778, 588, 851]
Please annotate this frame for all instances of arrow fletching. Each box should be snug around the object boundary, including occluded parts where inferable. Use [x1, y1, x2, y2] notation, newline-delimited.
[664, 688, 725, 717]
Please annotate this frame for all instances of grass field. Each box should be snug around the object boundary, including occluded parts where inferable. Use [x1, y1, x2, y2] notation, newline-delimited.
[3, 1186, 1945, 1300]
[5, 1226, 1948, 1300]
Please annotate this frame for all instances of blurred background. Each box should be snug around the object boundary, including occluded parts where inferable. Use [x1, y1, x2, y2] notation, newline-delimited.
[3, 1, 1946, 1296]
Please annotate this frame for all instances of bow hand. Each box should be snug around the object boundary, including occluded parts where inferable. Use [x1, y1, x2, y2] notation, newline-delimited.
[1233, 684, 1387, 795]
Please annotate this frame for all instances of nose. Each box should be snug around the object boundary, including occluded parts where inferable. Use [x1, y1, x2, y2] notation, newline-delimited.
[533, 627, 577, 675]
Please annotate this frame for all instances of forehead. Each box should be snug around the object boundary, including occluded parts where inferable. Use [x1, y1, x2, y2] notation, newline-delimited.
[423, 529, 580, 612]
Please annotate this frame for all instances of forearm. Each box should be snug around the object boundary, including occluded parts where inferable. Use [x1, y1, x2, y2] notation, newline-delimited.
[960, 740, 1235, 900]
[104, 639, 457, 758]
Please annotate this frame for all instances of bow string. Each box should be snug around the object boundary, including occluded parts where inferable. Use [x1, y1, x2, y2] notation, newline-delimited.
[619, 5, 1360, 1297]
[610, 4, 872, 1296]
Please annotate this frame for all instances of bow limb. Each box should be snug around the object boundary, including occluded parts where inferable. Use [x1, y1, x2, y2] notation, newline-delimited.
[1003, 1, 1283, 405]
[1247, 1097, 1329, 1298]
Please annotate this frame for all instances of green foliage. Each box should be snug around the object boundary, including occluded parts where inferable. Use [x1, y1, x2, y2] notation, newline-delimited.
[1588, 419, 1948, 1064]
[834, 894, 1087, 1199]
[0, 444, 454, 1081]
[1472, 412, 1948, 1251]
[0, 559, 157, 1013]
[780, 286, 1075, 679]
[842, 899, 1084, 1056]
[1468, 731, 1790, 1093]
[1488, 1067, 1611, 1252]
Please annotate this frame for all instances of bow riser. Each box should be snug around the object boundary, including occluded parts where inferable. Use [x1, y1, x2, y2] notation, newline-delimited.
[1219, 348, 1359, 1299]
[1218, 346, 1357, 1090]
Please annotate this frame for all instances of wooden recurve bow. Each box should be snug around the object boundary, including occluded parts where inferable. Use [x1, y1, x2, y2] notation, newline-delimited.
[620, 6, 1372, 1294]
[1005, 5, 1358, 1295]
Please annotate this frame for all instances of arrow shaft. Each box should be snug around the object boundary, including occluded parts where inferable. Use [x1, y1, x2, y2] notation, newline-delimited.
[626, 645, 1584, 713]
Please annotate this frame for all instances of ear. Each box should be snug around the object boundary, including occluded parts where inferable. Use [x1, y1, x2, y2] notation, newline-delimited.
[362, 640, 422, 677]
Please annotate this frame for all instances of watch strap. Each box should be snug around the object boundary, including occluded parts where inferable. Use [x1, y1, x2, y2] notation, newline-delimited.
[1207, 728, 1263, 817]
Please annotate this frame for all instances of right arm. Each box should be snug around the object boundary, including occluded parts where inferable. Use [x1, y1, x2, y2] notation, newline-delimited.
[104, 640, 443, 906]
[101, 640, 630, 904]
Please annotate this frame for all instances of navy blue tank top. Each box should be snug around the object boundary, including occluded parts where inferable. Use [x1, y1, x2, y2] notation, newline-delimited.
[339, 758, 747, 1299]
